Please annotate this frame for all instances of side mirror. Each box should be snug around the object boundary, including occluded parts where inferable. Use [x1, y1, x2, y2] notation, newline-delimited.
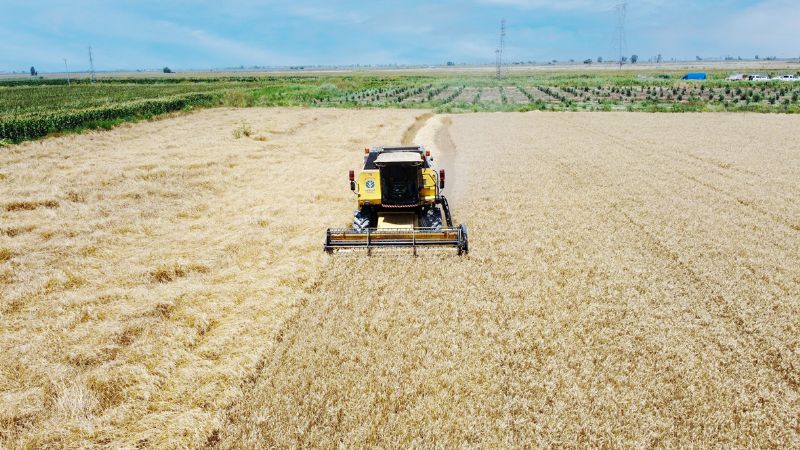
[439, 169, 445, 189]
[350, 181, 356, 191]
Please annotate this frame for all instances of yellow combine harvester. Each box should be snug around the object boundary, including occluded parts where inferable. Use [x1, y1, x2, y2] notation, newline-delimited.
[324, 145, 468, 255]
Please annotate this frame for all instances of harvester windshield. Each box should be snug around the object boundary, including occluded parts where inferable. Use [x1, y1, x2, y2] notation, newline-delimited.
[381, 165, 419, 206]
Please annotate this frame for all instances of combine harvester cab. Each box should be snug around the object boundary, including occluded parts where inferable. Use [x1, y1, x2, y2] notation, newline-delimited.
[324, 145, 468, 255]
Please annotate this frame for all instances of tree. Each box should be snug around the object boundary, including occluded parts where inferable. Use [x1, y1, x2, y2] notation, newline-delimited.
[656, 54, 663, 63]
[631, 54, 638, 64]
[584, 58, 592, 64]
[30, 66, 37, 76]
[621, 56, 628, 63]
[696, 56, 703, 61]
[597, 56, 603, 63]
[163, 67, 173, 73]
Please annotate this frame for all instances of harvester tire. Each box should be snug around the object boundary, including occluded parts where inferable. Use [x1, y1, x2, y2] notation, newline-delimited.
[420, 206, 443, 230]
[353, 210, 370, 231]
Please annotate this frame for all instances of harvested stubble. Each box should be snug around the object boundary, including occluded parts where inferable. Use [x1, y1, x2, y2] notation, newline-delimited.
[2, 108, 799, 448]
[0, 107, 424, 447]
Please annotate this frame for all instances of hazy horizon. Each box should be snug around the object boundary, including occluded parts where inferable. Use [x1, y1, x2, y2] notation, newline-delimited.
[2, 0, 799, 73]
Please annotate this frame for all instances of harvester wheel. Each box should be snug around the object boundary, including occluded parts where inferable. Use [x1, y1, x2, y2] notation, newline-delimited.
[420, 206, 443, 230]
[353, 210, 370, 231]
[459, 224, 469, 255]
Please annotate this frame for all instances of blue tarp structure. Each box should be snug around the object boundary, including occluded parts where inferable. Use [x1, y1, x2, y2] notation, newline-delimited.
[682, 72, 707, 80]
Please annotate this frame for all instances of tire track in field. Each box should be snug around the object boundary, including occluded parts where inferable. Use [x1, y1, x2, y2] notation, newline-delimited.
[212, 278, 318, 449]
[543, 135, 795, 378]
[611, 204, 800, 389]
[565, 116, 764, 186]
[574, 114, 800, 294]
[621, 165, 797, 295]
[413, 114, 466, 214]
[568, 118, 800, 230]
[463, 115, 797, 445]
[401, 112, 434, 145]
[566, 117, 800, 290]
[433, 116, 468, 209]
[551, 115, 800, 394]
[540, 152, 800, 446]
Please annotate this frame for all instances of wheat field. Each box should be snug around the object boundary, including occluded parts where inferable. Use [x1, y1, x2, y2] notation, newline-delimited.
[1, 108, 799, 448]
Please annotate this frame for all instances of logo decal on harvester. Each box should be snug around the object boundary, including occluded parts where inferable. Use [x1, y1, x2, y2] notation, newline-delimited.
[365, 179, 375, 189]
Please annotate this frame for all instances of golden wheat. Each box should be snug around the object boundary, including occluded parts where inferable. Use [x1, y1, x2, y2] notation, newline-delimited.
[2, 109, 799, 448]
[0, 107, 422, 448]
[219, 112, 800, 448]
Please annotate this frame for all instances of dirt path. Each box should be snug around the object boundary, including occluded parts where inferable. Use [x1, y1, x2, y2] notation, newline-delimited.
[400, 112, 434, 146]
[411, 114, 467, 216]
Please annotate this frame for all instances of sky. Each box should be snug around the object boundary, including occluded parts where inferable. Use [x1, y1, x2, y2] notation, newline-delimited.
[1, 0, 798, 72]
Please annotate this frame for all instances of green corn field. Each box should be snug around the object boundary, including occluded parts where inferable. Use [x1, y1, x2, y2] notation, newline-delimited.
[3, 71, 800, 143]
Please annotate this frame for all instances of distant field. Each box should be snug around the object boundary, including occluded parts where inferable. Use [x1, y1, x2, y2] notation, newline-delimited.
[3, 68, 800, 143]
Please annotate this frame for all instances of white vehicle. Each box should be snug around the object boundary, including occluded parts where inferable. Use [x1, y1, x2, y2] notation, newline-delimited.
[749, 74, 770, 81]
[727, 73, 746, 81]
[772, 74, 799, 82]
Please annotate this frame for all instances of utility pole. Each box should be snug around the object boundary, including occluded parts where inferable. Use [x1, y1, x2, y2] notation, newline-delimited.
[64, 58, 71, 86]
[614, 1, 627, 69]
[495, 18, 506, 79]
[88, 46, 96, 84]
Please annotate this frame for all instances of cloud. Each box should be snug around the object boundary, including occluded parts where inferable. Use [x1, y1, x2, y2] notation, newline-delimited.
[287, 5, 367, 25]
[0, 1, 301, 70]
[2, 0, 799, 71]
[711, 0, 800, 56]
[152, 21, 290, 65]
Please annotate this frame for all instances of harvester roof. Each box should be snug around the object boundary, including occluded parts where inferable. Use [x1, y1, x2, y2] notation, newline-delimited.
[374, 151, 423, 166]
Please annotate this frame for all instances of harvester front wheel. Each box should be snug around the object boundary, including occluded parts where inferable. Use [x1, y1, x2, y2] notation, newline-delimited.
[420, 206, 443, 230]
[458, 224, 469, 255]
[353, 210, 371, 231]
